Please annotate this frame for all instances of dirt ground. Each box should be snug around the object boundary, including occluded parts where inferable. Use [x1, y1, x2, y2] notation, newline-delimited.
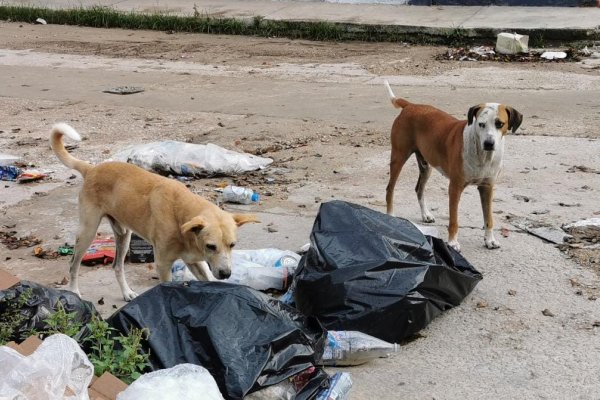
[1, 22, 600, 399]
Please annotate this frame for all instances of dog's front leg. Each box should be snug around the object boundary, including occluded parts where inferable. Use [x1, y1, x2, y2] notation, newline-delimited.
[447, 181, 465, 252]
[478, 184, 500, 249]
[187, 261, 217, 282]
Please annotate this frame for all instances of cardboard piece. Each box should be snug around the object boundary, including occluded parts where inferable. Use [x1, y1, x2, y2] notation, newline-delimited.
[0, 268, 20, 290]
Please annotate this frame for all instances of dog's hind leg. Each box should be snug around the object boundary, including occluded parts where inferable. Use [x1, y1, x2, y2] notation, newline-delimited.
[107, 217, 137, 301]
[386, 148, 412, 216]
[68, 205, 103, 298]
[415, 151, 435, 223]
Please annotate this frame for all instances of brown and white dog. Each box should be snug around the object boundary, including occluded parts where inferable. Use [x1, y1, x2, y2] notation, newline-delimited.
[50, 123, 258, 300]
[383, 81, 523, 251]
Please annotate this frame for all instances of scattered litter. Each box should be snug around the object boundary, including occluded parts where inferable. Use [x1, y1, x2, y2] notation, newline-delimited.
[558, 202, 581, 207]
[117, 364, 225, 400]
[112, 141, 273, 177]
[293, 201, 482, 343]
[567, 165, 600, 174]
[439, 47, 579, 63]
[541, 51, 567, 60]
[34, 17, 47, 25]
[16, 169, 46, 183]
[542, 308, 555, 317]
[532, 209, 550, 215]
[563, 218, 600, 243]
[495, 32, 529, 55]
[128, 234, 153, 263]
[33, 245, 60, 259]
[508, 289, 517, 296]
[0, 334, 94, 399]
[315, 372, 352, 400]
[0, 231, 42, 249]
[108, 282, 328, 399]
[220, 185, 260, 204]
[103, 86, 145, 95]
[513, 194, 531, 202]
[321, 330, 398, 367]
[246, 366, 330, 400]
[58, 245, 74, 256]
[82, 236, 115, 265]
[0, 166, 22, 181]
[510, 217, 572, 245]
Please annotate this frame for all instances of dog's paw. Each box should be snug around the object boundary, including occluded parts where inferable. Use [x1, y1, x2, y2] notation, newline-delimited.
[122, 290, 139, 302]
[422, 213, 436, 223]
[485, 238, 501, 249]
[448, 239, 461, 252]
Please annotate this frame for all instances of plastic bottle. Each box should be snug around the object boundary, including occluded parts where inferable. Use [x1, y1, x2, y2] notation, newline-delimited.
[226, 258, 293, 291]
[171, 259, 195, 282]
[222, 185, 259, 205]
[320, 330, 399, 366]
[232, 249, 301, 270]
[315, 372, 353, 400]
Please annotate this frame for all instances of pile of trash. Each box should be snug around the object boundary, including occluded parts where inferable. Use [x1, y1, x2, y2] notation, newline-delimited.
[437, 46, 580, 63]
[1, 201, 484, 399]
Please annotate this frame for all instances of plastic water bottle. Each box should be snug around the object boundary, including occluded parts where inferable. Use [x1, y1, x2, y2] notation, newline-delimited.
[232, 249, 301, 270]
[320, 330, 399, 366]
[315, 372, 353, 400]
[171, 259, 189, 282]
[222, 185, 259, 205]
[226, 259, 293, 291]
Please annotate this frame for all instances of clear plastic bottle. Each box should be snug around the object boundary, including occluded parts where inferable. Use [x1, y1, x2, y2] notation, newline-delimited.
[320, 330, 399, 366]
[226, 258, 293, 291]
[221, 185, 260, 205]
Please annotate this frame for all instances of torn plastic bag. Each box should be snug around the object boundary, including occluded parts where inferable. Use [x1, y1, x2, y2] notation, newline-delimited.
[293, 201, 482, 344]
[107, 281, 328, 400]
[117, 363, 225, 400]
[0, 281, 97, 342]
[111, 141, 273, 177]
[0, 333, 94, 400]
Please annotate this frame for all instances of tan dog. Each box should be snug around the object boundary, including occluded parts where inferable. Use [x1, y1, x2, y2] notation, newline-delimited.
[384, 81, 522, 251]
[50, 123, 258, 300]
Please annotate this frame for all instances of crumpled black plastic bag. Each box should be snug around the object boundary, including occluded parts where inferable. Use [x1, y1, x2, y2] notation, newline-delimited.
[293, 201, 483, 344]
[108, 281, 328, 400]
[0, 281, 97, 342]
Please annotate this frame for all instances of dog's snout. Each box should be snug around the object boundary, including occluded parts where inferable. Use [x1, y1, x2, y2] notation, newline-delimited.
[483, 139, 495, 151]
[218, 270, 231, 279]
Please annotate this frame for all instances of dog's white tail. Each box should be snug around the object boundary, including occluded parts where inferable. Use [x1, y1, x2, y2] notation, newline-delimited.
[50, 123, 92, 177]
[383, 80, 410, 109]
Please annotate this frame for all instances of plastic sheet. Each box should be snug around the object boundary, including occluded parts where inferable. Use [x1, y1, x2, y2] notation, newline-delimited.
[293, 201, 483, 343]
[107, 282, 328, 400]
[117, 364, 225, 400]
[0, 333, 94, 400]
[0, 281, 98, 342]
[112, 141, 273, 177]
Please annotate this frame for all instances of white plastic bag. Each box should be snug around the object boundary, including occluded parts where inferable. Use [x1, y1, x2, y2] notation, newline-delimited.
[0, 334, 94, 400]
[112, 141, 272, 176]
[116, 364, 224, 400]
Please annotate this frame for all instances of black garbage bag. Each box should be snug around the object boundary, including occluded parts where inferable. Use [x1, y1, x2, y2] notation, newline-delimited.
[293, 201, 483, 344]
[0, 281, 97, 342]
[108, 281, 329, 400]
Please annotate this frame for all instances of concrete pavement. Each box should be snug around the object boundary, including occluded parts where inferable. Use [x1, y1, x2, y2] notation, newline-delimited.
[1, 0, 600, 42]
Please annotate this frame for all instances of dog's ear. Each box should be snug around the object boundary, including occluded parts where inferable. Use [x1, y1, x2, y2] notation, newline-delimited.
[181, 216, 206, 235]
[506, 106, 523, 133]
[233, 214, 260, 227]
[467, 104, 483, 125]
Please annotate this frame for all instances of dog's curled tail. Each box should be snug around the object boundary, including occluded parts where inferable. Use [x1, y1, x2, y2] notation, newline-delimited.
[384, 80, 410, 109]
[50, 123, 92, 177]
